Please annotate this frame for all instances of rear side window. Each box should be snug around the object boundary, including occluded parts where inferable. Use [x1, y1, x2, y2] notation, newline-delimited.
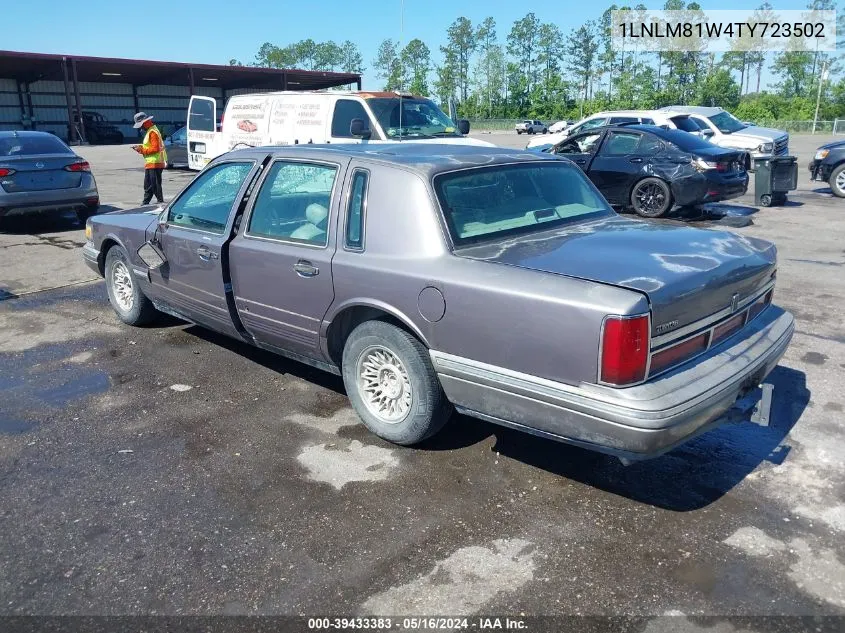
[0, 134, 70, 156]
[641, 118, 655, 125]
[602, 132, 641, 155]
[639, 135, 663, 154]
[332, 100, 370, 138]
[248, 161, 338, 246]
[345, 170, 368, 249]
[609, 116, 638, 125]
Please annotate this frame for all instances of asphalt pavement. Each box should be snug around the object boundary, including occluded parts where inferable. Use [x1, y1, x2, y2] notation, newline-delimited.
[0, 134, 843, 629]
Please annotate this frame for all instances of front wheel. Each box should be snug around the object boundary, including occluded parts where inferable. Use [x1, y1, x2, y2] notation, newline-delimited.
[759, 194, 773, 207]
[829, 164, 845, 198]
[631, 177, 673, 218]
[516, 130, 522, 135]
[105, 246, 158, 325]
[342, 320, 453, 446]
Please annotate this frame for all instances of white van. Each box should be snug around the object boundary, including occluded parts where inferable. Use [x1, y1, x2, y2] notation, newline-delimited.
[187, 91, 492, 170]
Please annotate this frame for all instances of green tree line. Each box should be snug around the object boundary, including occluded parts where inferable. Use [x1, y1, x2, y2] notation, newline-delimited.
[236, 0, 845, 123]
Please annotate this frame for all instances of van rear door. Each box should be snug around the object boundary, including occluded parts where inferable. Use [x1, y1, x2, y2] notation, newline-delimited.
[187, 95, 218, 171]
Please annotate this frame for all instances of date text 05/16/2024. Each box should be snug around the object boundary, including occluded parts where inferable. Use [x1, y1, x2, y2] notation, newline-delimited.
[306, 617, 528, 630]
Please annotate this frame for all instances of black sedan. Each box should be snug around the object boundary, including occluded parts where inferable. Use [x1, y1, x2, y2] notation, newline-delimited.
[537, 125, 749, 217]
[808, 139, 845, 197]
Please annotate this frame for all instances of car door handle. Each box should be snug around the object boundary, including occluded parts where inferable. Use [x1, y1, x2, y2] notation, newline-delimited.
[293, 260, 319, 277]
[576, 159, 587, 164]
[196, 246, 218, 261]
[629, 157, 643, 163]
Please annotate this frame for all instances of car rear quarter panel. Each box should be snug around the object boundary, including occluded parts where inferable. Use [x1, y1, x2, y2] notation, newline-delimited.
[326, 162, 649, 387]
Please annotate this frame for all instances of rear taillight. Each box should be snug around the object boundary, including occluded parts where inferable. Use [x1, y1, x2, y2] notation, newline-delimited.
[65, 161, 90, 172]
[0, 167, 15, 177]
[650, 332, 709, 374]
[711, 312, 746, 345]
[600, 315, 650, 386]
[748, 289, 773, 321]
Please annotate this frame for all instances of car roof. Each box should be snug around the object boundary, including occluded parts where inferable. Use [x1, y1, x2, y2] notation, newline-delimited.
[659, 105, 723, 116]
[0, 130, 65, 139]
[225, 143, 562, 178]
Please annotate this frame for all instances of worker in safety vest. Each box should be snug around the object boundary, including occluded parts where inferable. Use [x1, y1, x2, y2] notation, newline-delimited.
[131, 112, 168, 205]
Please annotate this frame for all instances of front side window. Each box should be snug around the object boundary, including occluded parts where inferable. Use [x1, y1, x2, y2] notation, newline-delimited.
[578, 117, 608, 133]
[434, 162, 612, 246]
[602, 131, 642, 155]
[366, 97, 459, 139]
[248, 161, 338, 246]
[556, 132, 602, 155]
[168, 162, 253, 233]
[331, 100, 371, 138]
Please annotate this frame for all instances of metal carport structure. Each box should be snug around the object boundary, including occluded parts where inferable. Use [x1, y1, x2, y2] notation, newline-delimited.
[0, 51, 362, 143]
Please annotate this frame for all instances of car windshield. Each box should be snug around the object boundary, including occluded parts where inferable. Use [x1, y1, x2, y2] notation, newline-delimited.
[0, 135, 71, 156]
[708, 111, 746, 133]
[366, 97, 461, 139]
[434, 162, 613, 246]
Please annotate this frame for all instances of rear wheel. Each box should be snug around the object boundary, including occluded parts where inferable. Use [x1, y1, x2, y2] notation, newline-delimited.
[631, 177, 673, 218]
[829, 164, 845, 198]
[342, 320, 452, 445]
[105, 246, 157, 326]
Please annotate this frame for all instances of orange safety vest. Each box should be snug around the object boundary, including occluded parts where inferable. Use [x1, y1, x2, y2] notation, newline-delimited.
[142, 125, 167, 168]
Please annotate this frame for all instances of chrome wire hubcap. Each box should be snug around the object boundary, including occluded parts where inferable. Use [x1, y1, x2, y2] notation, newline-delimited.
[836, 171, 845, 192]
[111, 261, 134, 312]
[357, 346, 412, 423]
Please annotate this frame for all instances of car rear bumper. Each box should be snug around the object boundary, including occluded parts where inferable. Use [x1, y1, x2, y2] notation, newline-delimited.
[431, 306, 793, 460]
[0, 183, 99, 217]
[672, 172, 748, 206]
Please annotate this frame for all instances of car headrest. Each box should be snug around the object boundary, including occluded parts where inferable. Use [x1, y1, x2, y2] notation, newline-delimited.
[305, 203, 328, 228]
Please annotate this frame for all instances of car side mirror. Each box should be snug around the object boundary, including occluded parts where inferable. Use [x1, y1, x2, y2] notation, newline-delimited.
[137, 241, 166, 270]
[703, 130, 714, 137]
[349, 118, 371, 139]
[457, 119, 470, 135]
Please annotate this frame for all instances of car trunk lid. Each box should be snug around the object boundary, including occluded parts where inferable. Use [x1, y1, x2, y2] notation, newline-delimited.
[0, 154, 84, 192]
[455, 216, 777, 337]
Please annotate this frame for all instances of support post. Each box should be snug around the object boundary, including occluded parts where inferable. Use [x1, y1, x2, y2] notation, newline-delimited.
[71, 58, 86, 143]
[356, 77, 362, 91]
[25, 82, 35, 129]
[16, 80, 27, 129]
[61, 57, 76, 144]
[188, 67, 195, 94]
[281, 73, 288, 90]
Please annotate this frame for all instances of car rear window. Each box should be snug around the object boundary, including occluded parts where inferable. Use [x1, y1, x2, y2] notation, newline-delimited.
[0, 135, 71, 156]
[434, 162, 612, 246]
[670, 116, 701, 133]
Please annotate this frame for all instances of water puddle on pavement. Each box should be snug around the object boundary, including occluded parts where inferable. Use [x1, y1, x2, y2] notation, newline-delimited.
[36, 370, 110, 407]
[0, 417, 36, 434]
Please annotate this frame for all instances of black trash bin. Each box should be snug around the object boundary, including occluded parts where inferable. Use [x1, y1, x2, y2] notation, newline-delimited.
[754, 155, 798, 207]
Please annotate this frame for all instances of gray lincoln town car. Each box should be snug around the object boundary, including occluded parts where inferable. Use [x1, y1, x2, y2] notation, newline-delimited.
[81, 144, 794, 462]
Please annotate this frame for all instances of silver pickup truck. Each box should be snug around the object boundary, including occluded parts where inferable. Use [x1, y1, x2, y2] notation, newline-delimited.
[82, 144, 793, 462]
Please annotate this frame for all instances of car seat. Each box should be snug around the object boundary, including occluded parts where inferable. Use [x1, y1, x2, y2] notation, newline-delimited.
[289, 203, 328, 242]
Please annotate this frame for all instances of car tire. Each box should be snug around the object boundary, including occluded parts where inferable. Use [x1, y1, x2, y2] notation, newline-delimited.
[104, 245, 157, 326]
[759, 194, 773, 207]
[829, 164, 845, 197]
[342, 320, 453, 446]
[516, 130, 522, 135]
[631, 177, 673, 218]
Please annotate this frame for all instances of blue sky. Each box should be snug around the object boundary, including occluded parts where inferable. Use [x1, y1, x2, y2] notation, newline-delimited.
[1, 0, 819, 90]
